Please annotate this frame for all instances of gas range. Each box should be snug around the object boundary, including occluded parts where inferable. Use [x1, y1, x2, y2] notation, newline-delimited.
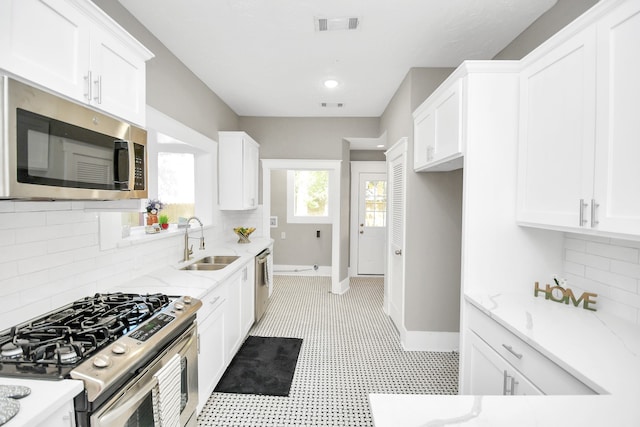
[0, 292, 202, 426]
[0, 293, 170, 379]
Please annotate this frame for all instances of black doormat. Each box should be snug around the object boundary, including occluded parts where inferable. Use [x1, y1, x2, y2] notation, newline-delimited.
[214, 335, 303, 397]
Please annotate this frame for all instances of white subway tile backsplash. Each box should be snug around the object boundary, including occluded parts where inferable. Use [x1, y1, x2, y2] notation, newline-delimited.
[0, 204, 259, 329]
[585, 267, 637, 294]
[585, 241, 639, 263]
[565, 249, 610, 271]
[563, 260, 585, 277]
[564, 233, 640, 326]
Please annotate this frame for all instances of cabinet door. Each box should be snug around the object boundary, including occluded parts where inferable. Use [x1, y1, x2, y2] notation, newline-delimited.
[413, 79, 463, 172]
[517, 26, 597, 229]
[89, 28, 146, 125]
[0, 0, 90, 102]
[36, 399, 76, 427]
[593, 1, 640, 235]
[197, 303, 225, 414]
[240, 263, 255, 336]
[243, 140, 259, 209]
[413, 106, 436, 169]
[465, 331, 542, 396]
[224, 271, 242, 361]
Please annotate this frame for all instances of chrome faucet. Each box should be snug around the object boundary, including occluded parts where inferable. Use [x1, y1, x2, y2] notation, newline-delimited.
[183, 216, 205, 261]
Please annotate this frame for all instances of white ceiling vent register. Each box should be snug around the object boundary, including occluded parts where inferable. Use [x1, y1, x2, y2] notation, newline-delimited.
[315, 17, 359, 32]
[320, 102, 344, 108]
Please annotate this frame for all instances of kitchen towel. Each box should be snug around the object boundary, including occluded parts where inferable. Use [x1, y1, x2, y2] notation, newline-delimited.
[215, 335, 303, 396]
[153, 354, 182, 427]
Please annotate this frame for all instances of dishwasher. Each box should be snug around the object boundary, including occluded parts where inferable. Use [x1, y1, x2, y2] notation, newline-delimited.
[255, 248, 272, 322]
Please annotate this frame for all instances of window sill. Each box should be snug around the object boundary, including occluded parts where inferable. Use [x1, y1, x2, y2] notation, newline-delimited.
[117, 223, 212, 248]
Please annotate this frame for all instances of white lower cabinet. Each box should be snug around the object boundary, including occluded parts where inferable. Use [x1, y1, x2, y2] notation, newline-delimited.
[224, 269, 242, 362]
[196, 282, 227, 414]
[240, 262, 255, 335]
[463, 303, 596, 396]
[466, 331, 541, 396]
[38, 400, 76, 427]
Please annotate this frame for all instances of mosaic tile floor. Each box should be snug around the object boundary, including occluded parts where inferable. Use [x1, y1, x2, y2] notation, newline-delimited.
[197, 275, 458, 427]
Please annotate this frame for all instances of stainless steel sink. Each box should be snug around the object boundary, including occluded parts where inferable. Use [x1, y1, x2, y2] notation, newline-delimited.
[196, 255, 240, 265]
[180, 255, 240, 271]
[181, 263, 227, 271]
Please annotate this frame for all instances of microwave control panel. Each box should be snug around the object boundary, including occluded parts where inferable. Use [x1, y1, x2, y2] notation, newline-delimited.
[133, 143, 145, 190]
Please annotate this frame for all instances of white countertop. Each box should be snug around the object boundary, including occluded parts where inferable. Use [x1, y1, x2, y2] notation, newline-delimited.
[2, 377, 83, 427]
[108, 237, 273, 299]
[370, 292, 640, 426]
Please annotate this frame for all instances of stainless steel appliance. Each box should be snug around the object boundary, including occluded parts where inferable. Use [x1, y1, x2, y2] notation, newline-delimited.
[0, 74, 148, 200]
[0, 293, 201, 426]
[255, 248, 272, 322]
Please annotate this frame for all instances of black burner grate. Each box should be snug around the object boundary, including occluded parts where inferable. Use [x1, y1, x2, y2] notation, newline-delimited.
[0, 293, 170, 379]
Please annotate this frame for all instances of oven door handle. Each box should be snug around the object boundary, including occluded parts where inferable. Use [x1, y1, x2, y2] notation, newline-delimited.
[96, 377, 158, 426]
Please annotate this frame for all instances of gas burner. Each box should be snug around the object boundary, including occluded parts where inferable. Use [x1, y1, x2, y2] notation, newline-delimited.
[55, 345, 80, 364]
[1, 342, 23, 359]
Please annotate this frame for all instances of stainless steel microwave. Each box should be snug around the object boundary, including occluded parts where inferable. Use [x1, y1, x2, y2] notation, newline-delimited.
[0, 75, 147, 200]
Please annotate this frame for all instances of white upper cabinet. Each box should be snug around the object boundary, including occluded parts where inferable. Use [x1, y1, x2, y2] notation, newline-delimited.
[0, 0, 153, 125]
[517, 0, 640, 238]
[413, 78, 464, 171]
[517, 26, 597, 229]
[218, 131, 260, 210]
[593, 1, 640, 235]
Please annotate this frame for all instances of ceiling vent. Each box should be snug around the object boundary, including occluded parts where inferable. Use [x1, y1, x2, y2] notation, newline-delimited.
[315, 17, 359, 32]
[321, 102, 344, 108]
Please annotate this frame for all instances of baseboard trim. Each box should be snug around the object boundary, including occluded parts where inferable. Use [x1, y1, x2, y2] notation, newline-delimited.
[273, 264, 331, 276]
[400, 330, 460, 352]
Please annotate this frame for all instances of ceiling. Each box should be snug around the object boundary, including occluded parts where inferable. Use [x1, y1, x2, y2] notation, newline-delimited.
[119, 0, 555, 118]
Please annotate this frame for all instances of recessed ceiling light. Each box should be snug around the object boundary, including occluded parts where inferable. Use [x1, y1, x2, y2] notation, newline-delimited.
[324, 79, 339, 89]
[376, 144, 385, 148]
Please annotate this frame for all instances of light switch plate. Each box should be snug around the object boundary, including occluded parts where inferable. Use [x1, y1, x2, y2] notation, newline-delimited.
[270, 216, 278, 227]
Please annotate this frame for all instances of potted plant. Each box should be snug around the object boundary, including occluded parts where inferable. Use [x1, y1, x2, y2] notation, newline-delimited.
[145, 199, 164, 225]
[159, 214, 169, 230]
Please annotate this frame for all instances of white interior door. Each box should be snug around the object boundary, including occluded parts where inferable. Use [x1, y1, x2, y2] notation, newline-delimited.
[357, 172, 387, 275]
[385, 139, 406, 326]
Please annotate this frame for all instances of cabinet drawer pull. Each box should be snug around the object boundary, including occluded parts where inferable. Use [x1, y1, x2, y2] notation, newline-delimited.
[591, 199, 599, 227]
[579, 199, 588, 226]
[502, 344, 523, 359]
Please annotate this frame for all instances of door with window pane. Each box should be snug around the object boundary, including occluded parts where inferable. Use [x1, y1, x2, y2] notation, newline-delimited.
[357, 173, 387, 274]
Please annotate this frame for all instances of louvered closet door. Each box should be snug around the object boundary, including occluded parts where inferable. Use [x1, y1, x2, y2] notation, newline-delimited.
[385, 138, 407, 331]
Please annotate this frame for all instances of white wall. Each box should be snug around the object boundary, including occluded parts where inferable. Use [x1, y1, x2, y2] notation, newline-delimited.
[563, 233, 640, 325]
[0, 200, 262, 331]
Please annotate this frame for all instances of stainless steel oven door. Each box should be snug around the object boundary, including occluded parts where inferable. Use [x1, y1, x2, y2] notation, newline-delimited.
[90, 323, 198, 427]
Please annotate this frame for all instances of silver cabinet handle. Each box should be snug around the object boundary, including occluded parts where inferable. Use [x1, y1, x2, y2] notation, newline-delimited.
[84, 71, 92, 101]
[394, 249, 402, 255]
[591, 199, 599, 228]
[94, 75, 102, 104]
[502, 343, 523, 359]
[503, 370, 509, 395]
[579, 199, 588, 226]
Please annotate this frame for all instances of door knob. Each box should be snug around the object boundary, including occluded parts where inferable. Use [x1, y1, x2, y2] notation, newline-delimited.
[360, 231, 364, 234]
[360, 223, 364, 227]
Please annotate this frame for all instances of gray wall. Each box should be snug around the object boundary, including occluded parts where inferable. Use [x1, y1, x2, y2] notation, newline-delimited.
[93, 0, 239, 139]
[350, 150, 386, 161]
[380, 68, 462, 333]
[270, 170, 333, 267]
[240, 116, 379, 281]
[493, 0, 599, 60]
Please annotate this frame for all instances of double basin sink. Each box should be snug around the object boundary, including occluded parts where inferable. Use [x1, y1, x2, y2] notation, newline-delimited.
[181, 255, 240, 271]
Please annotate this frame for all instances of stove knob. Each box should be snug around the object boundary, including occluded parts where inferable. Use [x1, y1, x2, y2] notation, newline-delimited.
[112, 343, 127, 355]
[174, 301, 185, 311]
[93, 355, 111, 368]
[183, 296, 192, 304]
